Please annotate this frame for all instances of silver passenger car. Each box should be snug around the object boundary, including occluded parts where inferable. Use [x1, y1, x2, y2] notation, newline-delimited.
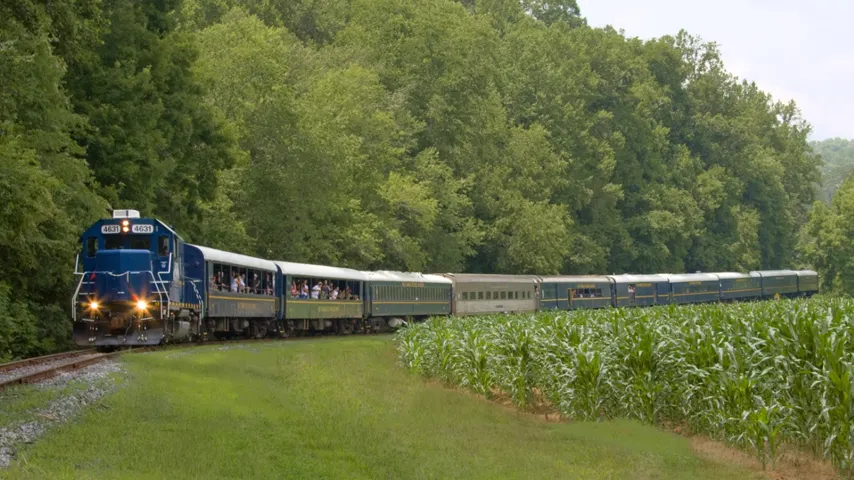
[441, 274, 539, 316]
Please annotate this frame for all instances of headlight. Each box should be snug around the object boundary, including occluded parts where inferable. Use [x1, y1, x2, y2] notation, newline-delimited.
[136, 300, 148, 310]
[90, 301, 99, 310]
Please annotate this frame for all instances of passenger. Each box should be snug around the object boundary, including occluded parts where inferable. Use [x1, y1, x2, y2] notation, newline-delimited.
[252, 273, 260, 294]
[238, 274, 246, 293]
[321, 281, 331, 300]
[311, 281, 321, 299]
[290, 282, 298, 298]
[301, 281, 309, 299]
[331, 286, 339, 300]
[266, 274, 273, 295]
[230, 274, 238, 293]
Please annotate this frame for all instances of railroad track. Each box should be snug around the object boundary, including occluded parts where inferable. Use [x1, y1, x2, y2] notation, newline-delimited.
[0, 349, 125, 391]
[0, 334, 356, 391]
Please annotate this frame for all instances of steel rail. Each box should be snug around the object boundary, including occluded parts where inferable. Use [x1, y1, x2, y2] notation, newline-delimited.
[0, 349, 98, 375]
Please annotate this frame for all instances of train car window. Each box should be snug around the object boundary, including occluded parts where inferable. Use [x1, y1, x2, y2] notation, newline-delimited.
[462, 292, 468, 300]
[158, 236, 170, 256]
[86, 237, 98, 257]
[247, 269, 257, 294]
[477, 291, 483, 300]
[500, 291, 506, 300]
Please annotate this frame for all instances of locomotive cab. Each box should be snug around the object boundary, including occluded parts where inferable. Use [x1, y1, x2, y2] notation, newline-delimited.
[72, 209, 196, 347]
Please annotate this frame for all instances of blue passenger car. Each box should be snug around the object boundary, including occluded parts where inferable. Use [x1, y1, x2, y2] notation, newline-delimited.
[72, 210, 196, 347]
[539, 276, 613, 310]
[665, 273, 720, 304]
[607, 274, 670, 307]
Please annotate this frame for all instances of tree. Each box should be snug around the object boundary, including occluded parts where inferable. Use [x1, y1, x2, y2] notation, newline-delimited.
[812, 138, 854, 203]
[0, 1, 108, 359]
[799, 172, 854, 294]
[66, 0, 239, 239]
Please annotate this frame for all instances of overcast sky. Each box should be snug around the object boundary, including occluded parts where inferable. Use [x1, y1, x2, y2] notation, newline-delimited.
[579, 0, 853, 141]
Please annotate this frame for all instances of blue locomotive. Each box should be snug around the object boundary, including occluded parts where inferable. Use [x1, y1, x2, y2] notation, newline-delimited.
[71, 210, 818, 348]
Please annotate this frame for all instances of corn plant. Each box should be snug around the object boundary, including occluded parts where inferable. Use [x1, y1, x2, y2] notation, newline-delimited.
[396, 298, 854, 476]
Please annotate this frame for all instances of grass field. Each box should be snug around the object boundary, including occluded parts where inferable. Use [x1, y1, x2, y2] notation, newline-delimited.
[399, 299, 851, 476]
[0, 336, 769, 479]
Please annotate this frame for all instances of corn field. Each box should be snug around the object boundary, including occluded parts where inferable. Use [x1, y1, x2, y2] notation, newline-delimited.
[397, 298, 854, 475]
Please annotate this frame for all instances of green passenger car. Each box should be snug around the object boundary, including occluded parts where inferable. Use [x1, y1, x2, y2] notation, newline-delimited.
[795, 270, 819, 296]
[275, 261, 366, 334]
[364, 271, 452, 323]
[196, 245, 281, 339]
[750, 270, 800, 298]
[716, 272, 762, 301]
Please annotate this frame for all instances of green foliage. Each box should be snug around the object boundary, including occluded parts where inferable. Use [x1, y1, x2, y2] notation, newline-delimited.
[0, 0, 824, 357]
[0, 1, 108, 361]
[398, 299, 854, 475]
[799, 172, 854, 294]
[813, 138, 854, 203]
[64, 0, 240, 238]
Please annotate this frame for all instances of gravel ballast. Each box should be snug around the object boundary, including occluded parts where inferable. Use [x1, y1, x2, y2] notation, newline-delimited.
[0, 360, 126, 468]
[0, 354, 105, 384]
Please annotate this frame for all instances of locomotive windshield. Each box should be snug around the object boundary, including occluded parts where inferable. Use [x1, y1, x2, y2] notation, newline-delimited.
[103, 234, 151, 250]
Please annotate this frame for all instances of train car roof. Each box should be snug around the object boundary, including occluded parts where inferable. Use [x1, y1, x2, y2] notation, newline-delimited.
[440, 273, 538, 284]
[364, 271, 452, 284]
[795, 270, 818, 277]
[539, 275, 612, 283]
[713, 272, 754, 280]
[606, 274, 669, 283]
[274, 261, 367, 281]
[189, 244, 277, 271]
[662, 273, 720, 282]
[749, 270, 799, 277]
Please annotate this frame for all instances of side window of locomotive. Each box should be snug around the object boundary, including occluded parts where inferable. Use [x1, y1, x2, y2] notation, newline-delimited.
[86, 237, 98, 257]
[158, 236, 170, 256]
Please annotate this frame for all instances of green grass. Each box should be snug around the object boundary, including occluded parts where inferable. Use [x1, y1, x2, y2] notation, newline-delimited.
[0, 374, 112, 426]
[4, 337, 762, 479]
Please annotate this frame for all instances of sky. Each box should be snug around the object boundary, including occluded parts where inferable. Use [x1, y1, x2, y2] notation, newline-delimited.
[579, 0, 854, 141]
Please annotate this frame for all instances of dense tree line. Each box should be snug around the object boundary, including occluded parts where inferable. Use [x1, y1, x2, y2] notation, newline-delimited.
[0, 0, 822, 359]
[812, 138, 854, 203]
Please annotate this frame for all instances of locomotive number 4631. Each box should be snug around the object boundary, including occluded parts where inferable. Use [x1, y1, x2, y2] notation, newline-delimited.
[132, 224, 154, 234]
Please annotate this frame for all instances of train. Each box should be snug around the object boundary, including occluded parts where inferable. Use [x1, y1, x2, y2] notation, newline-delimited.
[72, 210, 819, 347]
